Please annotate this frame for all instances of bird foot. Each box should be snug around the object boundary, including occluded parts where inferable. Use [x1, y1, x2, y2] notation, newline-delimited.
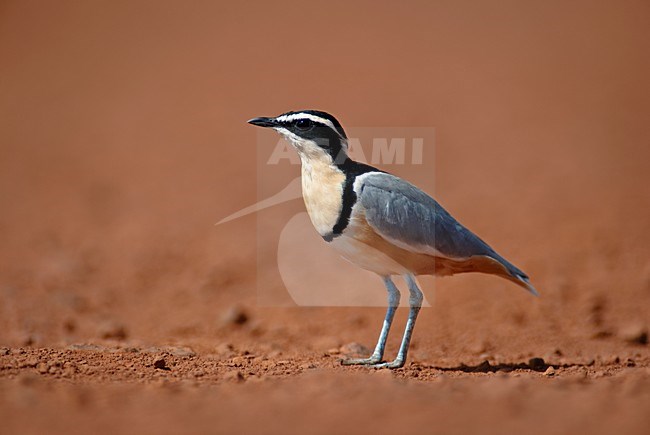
[340, 356, 406, 369]
[340, 355, 382, 366]
[370, 358, 405, 369]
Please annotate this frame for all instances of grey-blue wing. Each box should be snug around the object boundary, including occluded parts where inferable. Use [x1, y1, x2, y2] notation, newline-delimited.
[358, 173, 528, 273]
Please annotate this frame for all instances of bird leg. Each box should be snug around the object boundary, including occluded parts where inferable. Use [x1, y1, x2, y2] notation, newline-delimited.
[371, 275, 423, 369]
[341, 276, 400, 365]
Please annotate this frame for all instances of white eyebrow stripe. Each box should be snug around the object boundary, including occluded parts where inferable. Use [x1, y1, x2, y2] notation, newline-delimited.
[275, 113, 337, 132]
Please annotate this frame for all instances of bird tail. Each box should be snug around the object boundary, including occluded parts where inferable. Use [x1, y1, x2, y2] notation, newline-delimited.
[480, 254, 539, 296]
[505, 272, 539, 296]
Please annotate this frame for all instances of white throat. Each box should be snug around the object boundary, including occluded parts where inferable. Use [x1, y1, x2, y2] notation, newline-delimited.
[275, 127, 348, 165]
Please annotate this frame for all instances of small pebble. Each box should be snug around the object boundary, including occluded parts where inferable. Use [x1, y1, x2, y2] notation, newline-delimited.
[528, 357, 547, 371]
[153, 357, 168, 370]
[37, 362, 48, 374]
[221, 306, 249, 326]
[620, 324, 648, 345]
[544, 366, 556, 376]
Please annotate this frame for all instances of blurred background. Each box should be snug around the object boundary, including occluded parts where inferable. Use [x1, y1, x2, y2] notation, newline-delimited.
[0, 0, 648, 362]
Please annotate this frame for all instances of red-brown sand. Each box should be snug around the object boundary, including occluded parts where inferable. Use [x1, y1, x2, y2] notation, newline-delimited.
[1, 1, 649, 434]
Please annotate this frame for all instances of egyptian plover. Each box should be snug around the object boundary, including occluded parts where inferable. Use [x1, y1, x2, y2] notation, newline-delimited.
[249, 110, 537, 369]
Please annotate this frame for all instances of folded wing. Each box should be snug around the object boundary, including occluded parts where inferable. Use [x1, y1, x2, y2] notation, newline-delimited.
[356, 172, 537, 295]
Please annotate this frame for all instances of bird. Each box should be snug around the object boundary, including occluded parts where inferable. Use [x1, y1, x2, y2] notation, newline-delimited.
[248, 110, 537, 369]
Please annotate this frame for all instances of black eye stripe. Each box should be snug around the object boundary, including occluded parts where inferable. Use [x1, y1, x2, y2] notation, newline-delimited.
[276, 113, 347, 159]
[276, 110, 348, 139]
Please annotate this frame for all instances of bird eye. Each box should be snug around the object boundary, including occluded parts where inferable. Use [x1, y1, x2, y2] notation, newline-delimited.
[295, 119, 313, 131]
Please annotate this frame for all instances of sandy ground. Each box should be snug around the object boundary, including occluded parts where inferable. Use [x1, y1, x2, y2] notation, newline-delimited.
[1, 1, 649, 434]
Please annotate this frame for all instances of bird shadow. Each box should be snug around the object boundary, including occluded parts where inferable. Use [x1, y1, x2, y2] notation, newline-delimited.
[414, 358, 592, 373]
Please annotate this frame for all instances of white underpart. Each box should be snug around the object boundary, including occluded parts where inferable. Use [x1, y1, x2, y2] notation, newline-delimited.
[331, 232, 411, 276]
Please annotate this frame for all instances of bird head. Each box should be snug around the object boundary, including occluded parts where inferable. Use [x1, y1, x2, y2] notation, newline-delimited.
[248, 110, 349, 164]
